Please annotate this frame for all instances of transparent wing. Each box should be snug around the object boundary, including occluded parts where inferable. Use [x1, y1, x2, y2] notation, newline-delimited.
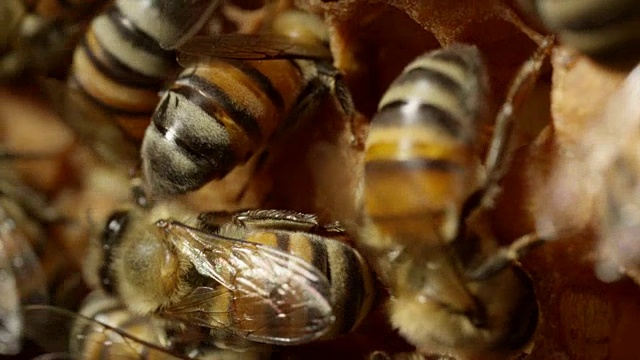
[158, 220, 335, 345]
[23, 305, 186, 360]
[155, 0, 222, 49]
[38, 78, 139, 167]
[177, 33, 332, 66]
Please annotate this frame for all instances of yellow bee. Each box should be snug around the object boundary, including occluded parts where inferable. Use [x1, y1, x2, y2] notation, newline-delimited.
[359, 38, 554, 359]
[84, 207, 375, 349]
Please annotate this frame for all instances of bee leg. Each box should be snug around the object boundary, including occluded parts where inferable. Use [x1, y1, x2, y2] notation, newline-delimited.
[282, 76, 329, 129]
[465, 233, 546, 281]
[197, 211, 239, 233]
[315, 61, 355, 115]
[232, 209, 319, 231]
[315, 60, 364, 149]
[231, 209, 346, 236]
[482, 35, 554, 207]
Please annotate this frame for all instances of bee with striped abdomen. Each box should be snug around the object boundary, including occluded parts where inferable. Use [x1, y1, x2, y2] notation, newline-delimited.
[141, 8, 356, 196]
[0, 152, 57, 355]
[84, 207, 375, 349]
[68, 0, 222, 141]
[25, 291, 188, 360]
[71, 291, 186, 360]
[363, 44, 489, 250]
[25, 291, 273, 359]
[517, 0, 640, 61]
[359, 39, 553, 358]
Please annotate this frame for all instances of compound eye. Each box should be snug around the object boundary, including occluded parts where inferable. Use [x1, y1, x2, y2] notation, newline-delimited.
[103, 211, 130, 246]
[99, 211, 131, 294]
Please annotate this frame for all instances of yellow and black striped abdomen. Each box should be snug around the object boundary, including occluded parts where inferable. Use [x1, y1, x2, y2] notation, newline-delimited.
[364, 45, 487, 238]
[72, 292, 173, 360]
[142, 58, 304, 195]
[240, 230, 374, 339]
[70, 2, 175, 141]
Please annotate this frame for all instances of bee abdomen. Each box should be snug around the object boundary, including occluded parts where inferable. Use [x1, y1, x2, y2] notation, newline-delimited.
[143, 58, 303, 195]
[142, 87, 237, 195]
[73, 293, 165, 360]
[250, 231, 374, 337]
[364, 45, 486, 232]
[70, 2, 175, 140]
[374, 45, 485, 145]
[321, 238, 375, 336]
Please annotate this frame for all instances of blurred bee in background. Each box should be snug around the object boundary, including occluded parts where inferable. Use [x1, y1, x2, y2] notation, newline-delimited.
[67, 0, 222, 142]
[598, 149, 640, 283]
[517, 0, 640, 63]
[25, 290, 267, 360]
[535, 61, 640, 284]
[83, 207, 375, 351]
[0, 0, 107, 79]
[359, 38, 554, 358]
[24, 291, 183, 359]
[141, 8, 357, 196]
[0, 150, 66, 355]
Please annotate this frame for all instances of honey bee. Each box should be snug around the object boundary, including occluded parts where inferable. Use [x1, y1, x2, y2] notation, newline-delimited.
[24, 291, 275, 359]
[359, 39, 553, 358]
[24, 291, 189, 360]
[0, 154, 56, 355]
[141, 8, 356, 196]
[67, 0, 222, 142]
[84, 207, 375, 349]
[0, 0, 106, 78]
[517, 0, 640, 61]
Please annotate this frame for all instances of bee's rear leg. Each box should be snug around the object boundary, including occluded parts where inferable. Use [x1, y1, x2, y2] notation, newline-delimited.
[482, 35, 554, 207]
